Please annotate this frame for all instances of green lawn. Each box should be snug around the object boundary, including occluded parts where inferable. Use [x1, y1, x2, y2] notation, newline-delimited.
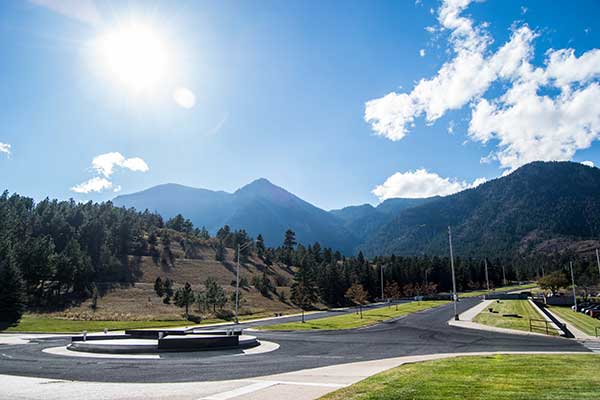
[460, 283, 537, 298]
[549, 306, 600, 337]
[473, 299, 556, 335]
[320, 354, 600, 400]
[260, 301, 448, 331]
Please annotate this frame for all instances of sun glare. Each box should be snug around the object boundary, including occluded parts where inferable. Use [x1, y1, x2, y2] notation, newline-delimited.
[96, 23, 168, 91]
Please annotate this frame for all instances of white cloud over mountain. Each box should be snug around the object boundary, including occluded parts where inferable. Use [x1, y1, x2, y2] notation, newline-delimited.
[71, 177, 113, 194]
[71, 152, 149, 194]
[92, 152, 149, 177]
[0, 142, 10, 156]
[365, 0, 600, 171]
[372, 168, 485, 201]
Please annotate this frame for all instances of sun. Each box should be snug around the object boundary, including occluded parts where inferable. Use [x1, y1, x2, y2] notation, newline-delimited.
[96, 23, 168, 91]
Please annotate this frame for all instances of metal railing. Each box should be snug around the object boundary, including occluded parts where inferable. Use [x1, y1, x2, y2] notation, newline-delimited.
[529, 318, 551, 335]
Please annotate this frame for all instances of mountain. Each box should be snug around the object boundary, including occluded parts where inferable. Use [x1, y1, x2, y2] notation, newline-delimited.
[330, 197, 436, 242]
[359, 161, 600, 257]
[114, 178, 359, 253]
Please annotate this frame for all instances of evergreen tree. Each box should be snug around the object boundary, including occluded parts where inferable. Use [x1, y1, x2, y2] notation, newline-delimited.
[163, 278, 174, 304]
[174, 282, 195, 316]
[154, 277, 164, 297]
[291, 256, 318, 322]
[215, 241, 226, 262]
[256, 234, 266, 258]
[0, 258, 26, 327]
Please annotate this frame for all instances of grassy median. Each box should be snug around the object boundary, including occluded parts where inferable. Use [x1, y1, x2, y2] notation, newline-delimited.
[549, 306, 600, 337]
[259, 301, 448, 331]
[460, 283, 537, 298]
[473, 299, 556, 335]
[320, 354, 600, 400]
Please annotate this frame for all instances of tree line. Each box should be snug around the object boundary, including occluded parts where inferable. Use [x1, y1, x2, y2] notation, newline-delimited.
[2, 190, 599, 326]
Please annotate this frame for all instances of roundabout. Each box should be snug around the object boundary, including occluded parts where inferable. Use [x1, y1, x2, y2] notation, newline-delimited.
[0, 298, 588, 385]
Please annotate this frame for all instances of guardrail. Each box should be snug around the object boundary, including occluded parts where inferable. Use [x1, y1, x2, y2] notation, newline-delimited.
[529, 318, 551, 335]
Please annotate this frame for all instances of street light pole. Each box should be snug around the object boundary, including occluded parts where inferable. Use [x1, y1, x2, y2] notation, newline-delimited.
[235, 240, 253, 324]
[569, 261, 577, 311]
[596, 249, 600, 280]
[448, 226, 459, 321]
[380, 264, 384, 301]
[484, 258, 490, 293]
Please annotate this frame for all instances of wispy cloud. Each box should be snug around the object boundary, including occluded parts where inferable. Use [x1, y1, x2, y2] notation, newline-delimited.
[365, 0, 600, 171]
[30, 0, 102, 26]
[0, 142, 10, 157]
[372, 169, 485, 201]
[71, 152, 149, 194]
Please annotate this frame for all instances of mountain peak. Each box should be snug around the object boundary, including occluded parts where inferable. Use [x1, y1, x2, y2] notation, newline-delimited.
[234, 178, 288, 197]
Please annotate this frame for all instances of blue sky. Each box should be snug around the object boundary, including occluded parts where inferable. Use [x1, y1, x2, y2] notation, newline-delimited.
[1, 0, 600, 210]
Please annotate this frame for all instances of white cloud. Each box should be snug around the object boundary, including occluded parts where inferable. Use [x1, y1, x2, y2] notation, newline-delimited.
[419, 49, 426, 57]
[173, 87, 196, 109]
[0, 142, 10, 157]
[72, 152, 149, 194]
[71, 177, 113, 194]
[365, 0, 600, 171]
[92, 152, 149, 177]
[372, 168, 485, 200]
[581, 160, 595, 167]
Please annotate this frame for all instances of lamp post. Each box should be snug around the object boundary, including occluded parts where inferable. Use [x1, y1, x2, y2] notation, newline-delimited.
[569, 261, 577, 311]
[380, 264, 384, 302]
[448, 226, 458, 321]
[235, 240, 253, 324]
[484, 258, 490, 293]
[596, 249, 600, 280]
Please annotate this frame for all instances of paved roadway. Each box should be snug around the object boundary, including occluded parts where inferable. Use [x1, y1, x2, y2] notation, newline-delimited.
[0, 297, 587, 383]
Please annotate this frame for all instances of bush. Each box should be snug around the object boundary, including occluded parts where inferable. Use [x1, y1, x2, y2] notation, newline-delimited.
[186, 313, 202, 324]
[215, 309, 234, 320]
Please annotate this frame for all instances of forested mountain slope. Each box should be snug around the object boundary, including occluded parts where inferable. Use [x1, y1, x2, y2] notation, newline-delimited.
[359, 162, 600, 258]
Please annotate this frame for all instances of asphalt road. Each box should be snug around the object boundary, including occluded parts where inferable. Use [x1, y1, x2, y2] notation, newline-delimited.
[0, 297, 587, 383]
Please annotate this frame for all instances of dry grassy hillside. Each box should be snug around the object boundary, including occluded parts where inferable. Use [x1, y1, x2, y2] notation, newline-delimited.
[47, 232, 300, 321]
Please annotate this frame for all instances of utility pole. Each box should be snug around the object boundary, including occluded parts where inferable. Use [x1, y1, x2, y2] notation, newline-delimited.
[569, 261, 577, 311]
[502, 263, 507, 286]
[484, 258, 490, 292]
[448, 226, 458, 321]
[235, 240, 253, 324]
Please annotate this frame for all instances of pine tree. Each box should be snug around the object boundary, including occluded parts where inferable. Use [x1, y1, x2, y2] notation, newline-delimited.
[291, 256, 318, 322]
[283, 229, 296, 266]
[174, 282, 195, 316]
[154, 277, 164, 297]
[256, 234, 266, 258]
[0, 258, 26, 327]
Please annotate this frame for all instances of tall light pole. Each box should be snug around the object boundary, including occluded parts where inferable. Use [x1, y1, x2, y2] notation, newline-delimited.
[448, 226, 458, 321]
[380, 264, 384, 301]
[596, 249, 600, 280]
[235, 240, 253, 324]
[501, 263, 507, 286]
[569, 261, 577, 311]
[484, 258, 490, 293]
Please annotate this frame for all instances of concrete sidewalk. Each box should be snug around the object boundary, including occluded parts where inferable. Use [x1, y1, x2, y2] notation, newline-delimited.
[0, 350, 592, 400]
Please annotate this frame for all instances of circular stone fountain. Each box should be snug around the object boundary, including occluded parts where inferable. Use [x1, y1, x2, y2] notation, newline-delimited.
[67, 327, 259, 354]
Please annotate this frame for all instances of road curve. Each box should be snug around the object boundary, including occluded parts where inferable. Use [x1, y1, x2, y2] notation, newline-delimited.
[0, 298, 587, 383]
